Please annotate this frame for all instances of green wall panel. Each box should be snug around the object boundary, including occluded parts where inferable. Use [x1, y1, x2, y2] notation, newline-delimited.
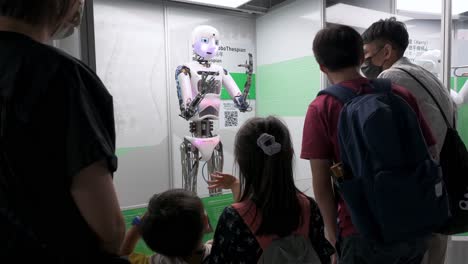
[451, 77, 468, 145]
[257, 56, 321, 117]
[220, 73, 256, 100]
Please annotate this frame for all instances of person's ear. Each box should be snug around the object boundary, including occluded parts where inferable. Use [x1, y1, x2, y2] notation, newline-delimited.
[359, 53, 365, 65]
[319, 65, 329, 74]
[383, 44, 393, 60]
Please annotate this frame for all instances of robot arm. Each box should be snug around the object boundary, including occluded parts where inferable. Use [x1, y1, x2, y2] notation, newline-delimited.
[450, 65, 468, 106]
[222, 71, 247, 111]
[451, 78, 468, 106]
[177, 71, 216, 120]
[222, 53, 253, 112]
[176, 66, 194, 115]
[451, 66, 468, 106]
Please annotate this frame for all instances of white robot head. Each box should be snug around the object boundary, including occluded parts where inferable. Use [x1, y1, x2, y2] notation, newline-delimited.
[192, 25, 220, 60]
[414, 49, 441, 77]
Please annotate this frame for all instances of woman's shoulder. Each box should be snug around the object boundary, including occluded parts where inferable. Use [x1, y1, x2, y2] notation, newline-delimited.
[26, 42, 107, 94]
[220, 205, 242, 220]
[217, 205, 253, 233]
[47, 50, 111, 100]
[300, 194, 319, 209]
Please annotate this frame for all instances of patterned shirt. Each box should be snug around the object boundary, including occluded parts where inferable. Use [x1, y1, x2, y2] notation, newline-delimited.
[207, 197, 334, 264]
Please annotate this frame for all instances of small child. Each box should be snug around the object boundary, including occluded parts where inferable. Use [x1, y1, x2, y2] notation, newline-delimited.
[120, 189, 211, 264]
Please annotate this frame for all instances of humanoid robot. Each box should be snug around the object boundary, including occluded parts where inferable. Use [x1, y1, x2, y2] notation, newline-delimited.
[175, 25, 253, 196]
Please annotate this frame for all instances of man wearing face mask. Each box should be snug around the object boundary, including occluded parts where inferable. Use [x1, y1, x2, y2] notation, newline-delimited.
[362, 18, 456, 264]
[0, 1, 126, 263]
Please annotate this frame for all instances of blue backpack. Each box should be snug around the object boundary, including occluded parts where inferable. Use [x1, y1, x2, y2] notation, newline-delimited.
[319, 79, 450, 243]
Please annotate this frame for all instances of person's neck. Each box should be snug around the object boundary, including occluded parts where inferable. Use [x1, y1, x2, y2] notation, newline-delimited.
[327, 67, 363, 84]
[383, 56, 400, 71]
[0, 17, 50, 43]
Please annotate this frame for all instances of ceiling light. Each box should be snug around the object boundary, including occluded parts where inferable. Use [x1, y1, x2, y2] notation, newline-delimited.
[176, 0, 251, 8]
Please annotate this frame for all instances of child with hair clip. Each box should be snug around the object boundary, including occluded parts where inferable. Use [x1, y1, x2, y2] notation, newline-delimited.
[207, 116, 335, 264]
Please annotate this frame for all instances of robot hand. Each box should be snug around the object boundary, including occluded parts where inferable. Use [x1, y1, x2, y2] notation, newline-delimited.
[234, 53, 254, 113]
[234, 95, 250, 112]
[238, 53, 253, 76]
[199, 72, 217, 94]
[180, 73, 217, 120]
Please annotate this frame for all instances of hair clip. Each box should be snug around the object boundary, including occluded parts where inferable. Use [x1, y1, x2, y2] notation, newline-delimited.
[256, 133, 282, 156]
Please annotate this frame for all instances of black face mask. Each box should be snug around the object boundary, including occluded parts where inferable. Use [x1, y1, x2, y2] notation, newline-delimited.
[361, 59, 383, 79]
[361, 47, 385, 79]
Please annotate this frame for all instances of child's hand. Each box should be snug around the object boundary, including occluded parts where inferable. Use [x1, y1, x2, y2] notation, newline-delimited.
[208, 172, 238, 190]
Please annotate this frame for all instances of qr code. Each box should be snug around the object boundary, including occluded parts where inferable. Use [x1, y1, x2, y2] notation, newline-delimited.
[224, 111, 239, 127]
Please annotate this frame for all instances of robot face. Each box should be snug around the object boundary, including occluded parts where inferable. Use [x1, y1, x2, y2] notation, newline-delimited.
[192, 25, 220, 60]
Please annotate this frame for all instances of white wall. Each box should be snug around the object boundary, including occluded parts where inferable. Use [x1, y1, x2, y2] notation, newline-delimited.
[94, 0, 169, 207]
[256, 0, 323, 196]
[53, 32, 81, 59]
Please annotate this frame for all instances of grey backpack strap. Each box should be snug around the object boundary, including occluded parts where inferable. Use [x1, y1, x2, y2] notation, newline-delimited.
[394, 67, 452, 128]
[258, 235, 321, 264]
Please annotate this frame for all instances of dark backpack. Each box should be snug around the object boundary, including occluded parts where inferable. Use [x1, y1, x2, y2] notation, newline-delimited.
[395, 68, 468, 235]
[319, 79, 450, 243]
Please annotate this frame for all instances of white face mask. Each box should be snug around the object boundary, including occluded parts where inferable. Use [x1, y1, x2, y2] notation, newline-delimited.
[52, 0, 85, 40]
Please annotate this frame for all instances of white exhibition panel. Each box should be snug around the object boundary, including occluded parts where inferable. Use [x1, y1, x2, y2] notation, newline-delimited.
[94, 0, 170, 207]
[256, 0, 322, 187]
[256, 0, 321, 66]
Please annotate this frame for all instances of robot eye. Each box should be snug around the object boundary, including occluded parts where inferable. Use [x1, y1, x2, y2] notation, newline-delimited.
[201, 38, 209, 44]
[215, 40, 219, 45]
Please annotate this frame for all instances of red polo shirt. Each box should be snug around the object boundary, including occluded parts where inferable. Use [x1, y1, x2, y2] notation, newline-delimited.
[301, 77, 436, 237]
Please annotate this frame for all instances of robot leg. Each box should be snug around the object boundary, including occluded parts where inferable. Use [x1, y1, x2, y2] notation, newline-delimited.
[207, 142, 224, 196]
[180, 139, 200, 193]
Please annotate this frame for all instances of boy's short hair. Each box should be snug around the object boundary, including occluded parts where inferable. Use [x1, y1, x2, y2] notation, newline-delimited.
[0, 0, 71, 26]
[313, 24, 364, 72]
[362, 17, 409, 57]
[140, 189, 205, 257]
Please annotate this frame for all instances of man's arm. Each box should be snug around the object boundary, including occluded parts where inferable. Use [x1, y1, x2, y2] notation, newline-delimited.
[71, 160, 126, 254]
[310, 159, 338, 247]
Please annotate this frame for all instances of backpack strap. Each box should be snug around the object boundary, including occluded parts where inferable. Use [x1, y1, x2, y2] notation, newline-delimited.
[369, 78, 392, 93]
[232, 195, 311, 250]
[318, 79, 392, 104]
[317, 85, 357, 104]
[394, 67, 453, 129]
